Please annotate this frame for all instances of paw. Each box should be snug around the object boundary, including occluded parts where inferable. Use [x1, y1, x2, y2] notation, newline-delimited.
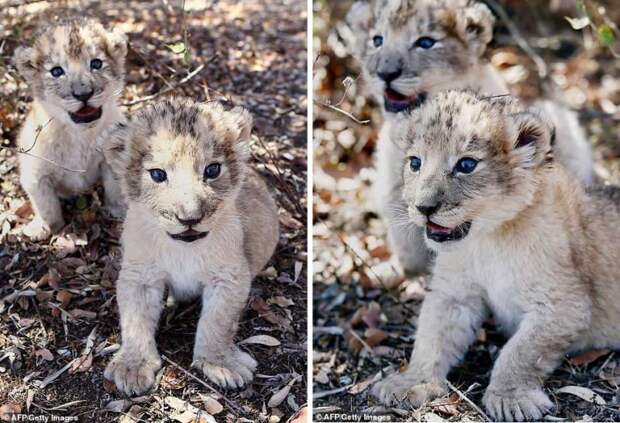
[371, 372, 446, 407]
[483, 386, 554, 422]
[104, 352, 161, 396]
[22, 219, 55, 241]
[193, 347, 257, 390]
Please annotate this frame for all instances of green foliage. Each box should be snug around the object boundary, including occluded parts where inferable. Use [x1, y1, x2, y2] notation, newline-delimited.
[597, 25, 616, 47]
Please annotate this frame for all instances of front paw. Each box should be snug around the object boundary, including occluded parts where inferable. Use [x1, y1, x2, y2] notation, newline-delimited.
[483, 385, 553, 422]
[193, 347, 257, 390]
[22, 219, 55, 241]
[104, 352, 161, 396]
[371, 372, 446, 407]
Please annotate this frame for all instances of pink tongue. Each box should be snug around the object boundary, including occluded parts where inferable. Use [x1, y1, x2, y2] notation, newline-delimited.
[75, 106, 98, 116]
[428, 222, 452, 234]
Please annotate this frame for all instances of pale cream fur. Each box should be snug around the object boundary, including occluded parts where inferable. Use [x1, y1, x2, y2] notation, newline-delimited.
[346, 0, 594, 275]
[13, 18, 127, 240]
[100, 98, 279, 395]
[371, 90, 620, 422]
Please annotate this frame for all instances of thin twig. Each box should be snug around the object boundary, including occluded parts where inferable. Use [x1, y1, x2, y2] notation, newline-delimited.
[1, 146, 86, 173]
[21, 117, 53, 153]
[123, 61, 212, 107]
[313, 100, 370, 125]
[447, 380, 490, 422]
[161, 354, 244, 415]
[485, 0, 548, 78]
[254, 133, 306, 218]
[313, 384, 355, 400]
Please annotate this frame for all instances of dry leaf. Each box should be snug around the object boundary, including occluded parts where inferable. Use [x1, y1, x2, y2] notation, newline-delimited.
[555, 386, 606, 405]
[268, 375, 300, 408]
[365, 328, 387, 347]
[70, 353, 93, 373]
[35, 349, 54, 362]
[239, 335, 281, 347]
[0, 403, 21, 421]
[201, 395, 223, 415]
[569, 349, 610, 366]
[268, 296, 294, 308]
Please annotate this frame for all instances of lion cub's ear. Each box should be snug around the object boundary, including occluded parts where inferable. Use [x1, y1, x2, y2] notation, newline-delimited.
[98, 120, 132, 177]
[346, 1, 374, 58]
[509, 112, 554, 169]
[106, 28, 128, 63]
[454, 2, 495, 57]
[222, 106, 253, 161]
[13, 46, 37, 83]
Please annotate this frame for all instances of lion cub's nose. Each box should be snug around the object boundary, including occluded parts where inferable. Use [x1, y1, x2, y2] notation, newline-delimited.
[72, 89, 94, 102]
[378, 69, 402, 83]
[175, 213, 204, 227]
[416, 203, 441, 217]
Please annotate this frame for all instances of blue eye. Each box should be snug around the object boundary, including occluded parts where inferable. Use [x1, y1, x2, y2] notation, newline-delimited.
[204, 163, 221, 180]
[149, 169, 167, 183]
[410, 156, 422, 172]
[50, 66, 64, 77]
[414, 37, 436, 49]
[455, 158, 478, 174]
[90, 58, 103, 70]
[373, 35, 383, 47]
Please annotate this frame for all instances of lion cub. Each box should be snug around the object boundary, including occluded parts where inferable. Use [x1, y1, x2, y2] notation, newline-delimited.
[346, 0, 594, 275]
[371, 90, 620, 421]
[13, 18, 127, 240]
[100, 98, 279, 395]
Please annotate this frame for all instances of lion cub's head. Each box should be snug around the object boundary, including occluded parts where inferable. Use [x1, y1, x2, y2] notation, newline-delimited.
[393, 90, 555, 250]
[101, 97, 252, 243]
[347, 0, 494, 114]
[13, 18, 127, 126]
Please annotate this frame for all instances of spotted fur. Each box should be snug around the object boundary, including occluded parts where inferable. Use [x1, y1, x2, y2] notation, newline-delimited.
[100, 97, 280, 395]
[13, 17, 127, 240]
[372, 91, 620, 422]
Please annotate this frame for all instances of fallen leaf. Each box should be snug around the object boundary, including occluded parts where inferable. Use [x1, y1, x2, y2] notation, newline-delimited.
[365, 328, 387, 347]
[0, 403, 21, 421]
[239, 335, 281, 347]
[569, 349, 610, 366]
[268, 296, 294, 308]
[201, 395, 223, 415]
[35, 349, 54, 362]
[268, 375, 300, 408]
[69, 353, 93, 373]
[348, 377, 375, 394]
[555, 386, 606, 405]
[288, 406, 307, 423]
[105, 399, 130, 413]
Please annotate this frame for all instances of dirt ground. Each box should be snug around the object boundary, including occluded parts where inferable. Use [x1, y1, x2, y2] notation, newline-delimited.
[0, 1, 307, 422]
[313, 0, 620, 422]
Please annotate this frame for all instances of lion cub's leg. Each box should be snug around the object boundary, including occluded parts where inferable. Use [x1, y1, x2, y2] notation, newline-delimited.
[192, 275, 257, 389]
[372, 286, 487, 406]
[483, 306, 590, 422]
[101, 162, 126, 219]
[21, 178, 64, 240]
[105, 266, 165, 396]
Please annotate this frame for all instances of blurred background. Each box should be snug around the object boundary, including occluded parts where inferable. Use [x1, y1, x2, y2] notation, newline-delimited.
[313, 0, 620, 420]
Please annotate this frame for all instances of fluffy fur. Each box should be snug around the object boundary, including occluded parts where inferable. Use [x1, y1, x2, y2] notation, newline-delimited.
[371, 90, 620, 422]
[100, 98, 279, 395]
[346, 0, 594, 275]
[13, 17, 127, 240]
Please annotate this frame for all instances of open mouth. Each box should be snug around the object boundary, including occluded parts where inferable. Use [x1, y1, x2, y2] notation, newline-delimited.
[69, 105, 102, 124]
[426, 221, 471, 243]
[384, 88, 427, 113]
[168, 229, 208, 243]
